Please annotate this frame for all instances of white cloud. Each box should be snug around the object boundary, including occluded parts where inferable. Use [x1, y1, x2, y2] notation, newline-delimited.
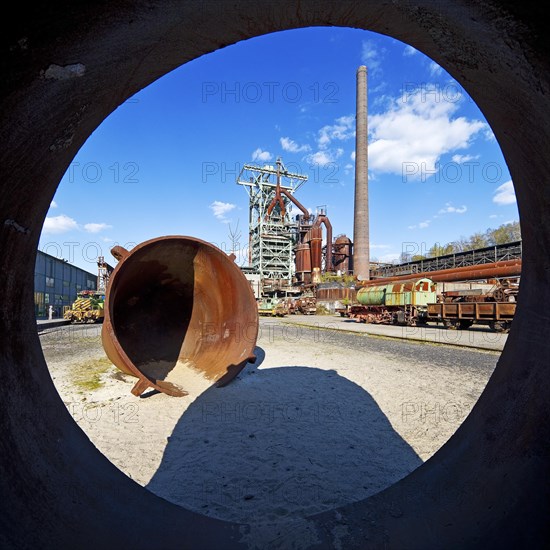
[307, 151, 334, 166]
[361, 40, 383, 74]
[451, 154, 479, 163]
[84, 222, 112, 233]
[428, 61, 443, 76]
[42, 214, 112, 235]
[350, 151, 356, 161]
[280, 137, 311, 153]
[438, 202, 467, 214]
[251, 148, 273, 162]
[493, 180, 516, 205]
[369, 89, 487, 178]
[50, 200, 58, 208]
[407, 220, 431, 230]
[210, 200, 236, 221]
[484, 127, 496, 141]
[489, 214, 498, 219]
[372, 93, 392, 109]
[306, 148, 343, 167]
[403, 45, 417, 56]
[42, 214, 78, 234]
[307, 115, 355, 169]
[317, 115, 355, 149]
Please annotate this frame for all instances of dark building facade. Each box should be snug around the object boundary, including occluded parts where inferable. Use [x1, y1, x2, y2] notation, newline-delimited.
[34, 251, 97, 319]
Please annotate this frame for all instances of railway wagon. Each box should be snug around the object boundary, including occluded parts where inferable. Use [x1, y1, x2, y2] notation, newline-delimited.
[424, 301, 515, 332]
[349, 278, 437, 325]
[348, 277, 517, 331]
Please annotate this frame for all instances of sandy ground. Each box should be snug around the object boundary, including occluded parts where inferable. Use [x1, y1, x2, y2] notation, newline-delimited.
[40, 317, 498, 527]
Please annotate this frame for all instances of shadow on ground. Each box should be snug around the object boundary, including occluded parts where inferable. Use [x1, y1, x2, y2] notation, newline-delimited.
[146, 347, 422, 524]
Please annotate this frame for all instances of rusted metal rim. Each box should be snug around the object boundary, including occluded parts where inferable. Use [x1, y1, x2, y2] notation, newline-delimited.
[102, 236, 258, 397]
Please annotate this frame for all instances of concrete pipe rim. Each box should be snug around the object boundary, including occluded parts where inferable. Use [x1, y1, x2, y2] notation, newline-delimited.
[1, 2, 548, 548]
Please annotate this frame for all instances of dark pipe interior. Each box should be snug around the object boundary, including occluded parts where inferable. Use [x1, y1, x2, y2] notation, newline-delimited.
[107, 237, 258, 387]
[111, 240, 197, 380]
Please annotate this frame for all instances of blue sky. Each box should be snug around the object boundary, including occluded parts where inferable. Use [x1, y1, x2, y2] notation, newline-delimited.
[40, 26, 519, 273]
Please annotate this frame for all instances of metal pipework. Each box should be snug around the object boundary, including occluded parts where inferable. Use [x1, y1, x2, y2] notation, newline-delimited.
[266, 164, 286, 219]
[314, 214, 333, 272]
[102, 236, 258, 397]
[280, 187, 310, 220]
[428, 263, 521, 282]
[266, 162, 310, 221]
[358, 260, 522, 287]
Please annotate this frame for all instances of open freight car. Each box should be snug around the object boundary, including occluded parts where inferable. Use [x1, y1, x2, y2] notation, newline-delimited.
[422, 295, 515, 332]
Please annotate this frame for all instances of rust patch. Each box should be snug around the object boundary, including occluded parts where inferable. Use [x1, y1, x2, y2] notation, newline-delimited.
[102, 236, 258, 397]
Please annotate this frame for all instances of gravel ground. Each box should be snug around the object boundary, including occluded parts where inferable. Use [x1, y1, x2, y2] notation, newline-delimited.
[279, 314, 508, 351]
[40, 318, 498, 526]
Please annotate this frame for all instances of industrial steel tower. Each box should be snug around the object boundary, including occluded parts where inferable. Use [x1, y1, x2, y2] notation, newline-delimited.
[353, 65, 370, 280]
[237, 158, 307, 286]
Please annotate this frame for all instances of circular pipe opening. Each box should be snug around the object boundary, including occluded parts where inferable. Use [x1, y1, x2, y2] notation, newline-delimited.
[2, 4, 549, 548]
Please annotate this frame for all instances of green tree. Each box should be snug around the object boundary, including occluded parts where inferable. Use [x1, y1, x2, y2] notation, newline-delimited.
[429, 242, 455, 257]
[468, 232, 489, 250]
[452, 237, 470, 253]
[486, 221, 521, 245]
[406, 221, 520, 267]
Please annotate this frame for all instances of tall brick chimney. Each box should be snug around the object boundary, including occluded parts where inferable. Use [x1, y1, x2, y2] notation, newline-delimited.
[353, 65, 370, 280]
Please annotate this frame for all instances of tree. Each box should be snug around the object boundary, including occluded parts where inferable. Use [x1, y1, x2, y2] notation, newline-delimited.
[448, 237, 469, 253]
[486, 221, 521, 245]
[468, 232, 489, 250]
[429, 242, 455, 257]
[227, 220, 242, 257]
[419, 221, 521, 262]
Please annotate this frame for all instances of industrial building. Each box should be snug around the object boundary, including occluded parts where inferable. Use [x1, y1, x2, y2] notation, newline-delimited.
[235, 65, 369, 297]
[237, 159, 308, 287]
[233, 65, 522, 315]
[34, 250, 97, 319]
[237, 158, 355, 294]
